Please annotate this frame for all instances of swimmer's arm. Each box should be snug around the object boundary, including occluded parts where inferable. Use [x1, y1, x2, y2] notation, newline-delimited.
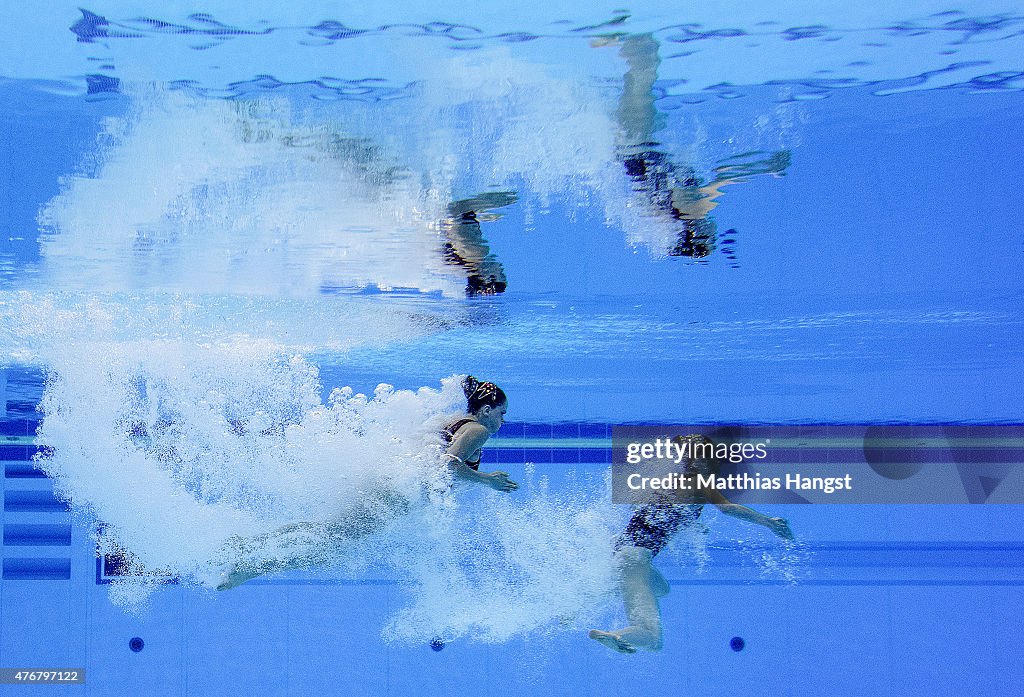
[700, 487, 794, 540]
[446, 423, 518, 492]
[446, 454, 518, 492]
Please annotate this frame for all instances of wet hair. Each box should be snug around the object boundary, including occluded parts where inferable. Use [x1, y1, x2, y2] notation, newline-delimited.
[466, 274, 507, 296]
[462, 376, 507, 414]
[671, 434, 723, 476]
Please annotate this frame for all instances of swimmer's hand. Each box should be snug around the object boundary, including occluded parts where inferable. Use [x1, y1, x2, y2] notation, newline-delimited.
[486, 471, 519, 492]
[589, 629, 637, 654]
[768, 517, 794, 540]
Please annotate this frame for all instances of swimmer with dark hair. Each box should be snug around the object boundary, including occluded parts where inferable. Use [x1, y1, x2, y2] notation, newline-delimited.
[215, 375, 515, 590]
[589, 434, 793, 654]
[443, 376, 517, 492]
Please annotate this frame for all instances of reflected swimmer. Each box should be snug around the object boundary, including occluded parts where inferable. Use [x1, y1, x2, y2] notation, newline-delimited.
[441, 192, 517, 296]
[597, 32, 790, 258]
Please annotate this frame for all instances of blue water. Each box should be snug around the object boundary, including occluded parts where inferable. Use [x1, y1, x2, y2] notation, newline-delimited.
[1, 2, 1023, 696]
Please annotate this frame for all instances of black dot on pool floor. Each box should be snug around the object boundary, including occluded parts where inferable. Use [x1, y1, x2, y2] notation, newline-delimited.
[430, 638, 445, 652]
[730, 636, 745, 652]
[129, 637, 145, 653]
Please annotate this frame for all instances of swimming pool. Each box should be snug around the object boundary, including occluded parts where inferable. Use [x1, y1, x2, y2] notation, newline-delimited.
[1, 2, 1022, 695]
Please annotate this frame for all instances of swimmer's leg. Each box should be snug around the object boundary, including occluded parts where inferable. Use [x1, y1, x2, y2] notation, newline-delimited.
[615, 34, 663, 149]
[589, 546, 664, 653]
[651, 565, 670, 598]
[216, 542, 338, 590]
[215, 521, 335, 590]
[216, 499, 402, 590]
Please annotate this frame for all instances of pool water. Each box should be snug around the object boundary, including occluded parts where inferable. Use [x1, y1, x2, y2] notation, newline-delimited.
[1, 2, 1022, 695]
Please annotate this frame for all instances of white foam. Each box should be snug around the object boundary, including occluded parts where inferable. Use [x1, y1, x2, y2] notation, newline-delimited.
[35, 339, 464, 587]
[34, 337, 625, 637]
[37, 87, 463, 297]
[383, 475, 622, 643]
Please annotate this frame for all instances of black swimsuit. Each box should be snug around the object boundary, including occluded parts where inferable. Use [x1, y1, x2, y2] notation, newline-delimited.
[615, 433, 713, 556]
[442, 417, 481, 470]
[621, 148, 715, 258]
[616, 503, 704, 557]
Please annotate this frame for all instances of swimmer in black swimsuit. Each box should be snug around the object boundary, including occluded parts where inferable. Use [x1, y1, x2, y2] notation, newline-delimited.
[215, 375, 516, 590]
[441, 193, 517, 296]
[589, 434, 793, 654]
[595, 32, 790, 259]
[442, 376, 518, 492]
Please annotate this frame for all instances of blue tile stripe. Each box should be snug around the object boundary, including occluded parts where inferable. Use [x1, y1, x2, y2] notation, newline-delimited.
[3, 524, 72, 546]
[2, 558, 71, 581]
[499, 423, 1024, 436]
[0, 417, 73, 579]
[4, 490, 69, 513]
[0, 445, 30, 461]
[0, 420, 37, 436]
[665, 579, 1024, 586]
[91, 541, 1024, 585]
[238, 578, 1024, 587]
[4, 463, 48, 478]
[488, 423, 1024, 469]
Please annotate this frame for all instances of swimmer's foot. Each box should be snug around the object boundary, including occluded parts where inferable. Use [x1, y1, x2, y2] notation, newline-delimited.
[589, 33, 626, 48]
[216, 566, 257, 591]
[447, 191, 518, 218]
[589, 629, 637, 654]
